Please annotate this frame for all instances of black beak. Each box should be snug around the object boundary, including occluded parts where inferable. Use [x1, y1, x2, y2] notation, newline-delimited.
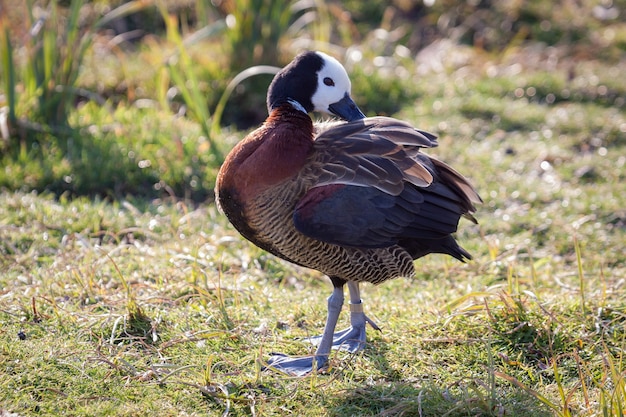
[328, 93, 366, 121]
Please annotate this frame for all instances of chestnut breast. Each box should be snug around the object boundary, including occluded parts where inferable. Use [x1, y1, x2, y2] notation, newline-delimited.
[216, 109, 314, 254]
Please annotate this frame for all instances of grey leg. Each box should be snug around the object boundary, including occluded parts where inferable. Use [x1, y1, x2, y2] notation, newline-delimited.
[308, 281, 381, 353]
[266, 286, 344, 376]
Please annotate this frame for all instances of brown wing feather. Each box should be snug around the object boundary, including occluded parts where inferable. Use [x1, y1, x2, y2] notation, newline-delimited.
[310, 117, 439, 195]
[430, 158, 482, 206]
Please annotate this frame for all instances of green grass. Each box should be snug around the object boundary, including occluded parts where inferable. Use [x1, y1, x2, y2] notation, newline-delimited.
[0, 179, 624, 416]
[1, 59, 625, 413]
[1, 1, 626, 416]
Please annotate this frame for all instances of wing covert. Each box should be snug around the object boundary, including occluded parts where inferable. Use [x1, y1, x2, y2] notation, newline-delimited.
[310, 117, 439, 195]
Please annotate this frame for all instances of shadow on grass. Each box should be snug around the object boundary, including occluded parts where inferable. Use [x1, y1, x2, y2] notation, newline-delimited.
[1, 111, 217, 201]
[325, 341, 552, 417]
[327, 379, 552, 417]
[1, 128, 154, 198]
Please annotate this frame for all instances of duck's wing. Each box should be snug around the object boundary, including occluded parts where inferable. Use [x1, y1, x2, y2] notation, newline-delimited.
[310, 116, 439, 196]
[293, 117, 481, 249]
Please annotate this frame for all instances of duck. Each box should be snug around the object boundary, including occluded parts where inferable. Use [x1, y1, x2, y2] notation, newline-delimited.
[215, 51, 481, 376]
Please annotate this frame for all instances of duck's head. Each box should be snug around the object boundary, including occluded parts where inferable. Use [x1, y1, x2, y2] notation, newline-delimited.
[267, 51, 366, 122]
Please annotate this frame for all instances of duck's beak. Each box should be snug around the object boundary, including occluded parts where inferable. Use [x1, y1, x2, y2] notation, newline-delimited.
[328, 93, 366, 121]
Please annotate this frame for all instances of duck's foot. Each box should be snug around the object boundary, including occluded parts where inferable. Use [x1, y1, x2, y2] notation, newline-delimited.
[265, 283, 380, 376]
[265, 353, 328, 376]
[306, 306, 381, 353]
[306, 326, 364, 353]
[265, 285, 343, 377]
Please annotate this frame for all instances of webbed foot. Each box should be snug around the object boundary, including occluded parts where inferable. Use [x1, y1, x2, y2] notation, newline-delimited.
[265, 353, 329, 376]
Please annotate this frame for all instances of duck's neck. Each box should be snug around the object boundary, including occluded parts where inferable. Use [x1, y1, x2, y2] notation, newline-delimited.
[265, 104, 314, 134]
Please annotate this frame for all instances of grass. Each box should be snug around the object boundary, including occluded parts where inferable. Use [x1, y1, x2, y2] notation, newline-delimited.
[1, 64, 625, 413]
[1, 1, 626, 416]
[0, 189, 623, 416]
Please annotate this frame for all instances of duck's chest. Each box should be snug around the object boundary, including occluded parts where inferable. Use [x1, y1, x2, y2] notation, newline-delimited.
[216, 122, 314, 250]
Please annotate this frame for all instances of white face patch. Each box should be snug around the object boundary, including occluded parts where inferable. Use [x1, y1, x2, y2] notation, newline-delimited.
[310, 52, 353, 114]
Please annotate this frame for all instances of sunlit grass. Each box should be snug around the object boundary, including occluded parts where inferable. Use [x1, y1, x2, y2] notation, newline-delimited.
[1, 86, 624, 414]
[1, 1, 625, 416]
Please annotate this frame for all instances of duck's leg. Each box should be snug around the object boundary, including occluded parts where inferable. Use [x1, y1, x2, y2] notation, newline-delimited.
[266, 278, 345, 376]
[308, 281, 381, 353]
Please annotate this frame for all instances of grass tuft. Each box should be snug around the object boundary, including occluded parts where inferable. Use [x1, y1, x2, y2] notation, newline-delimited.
[106, 253, 152, 341]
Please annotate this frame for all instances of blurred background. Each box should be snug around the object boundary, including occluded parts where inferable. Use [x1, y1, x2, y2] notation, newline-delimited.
[0, 0, 624, 200]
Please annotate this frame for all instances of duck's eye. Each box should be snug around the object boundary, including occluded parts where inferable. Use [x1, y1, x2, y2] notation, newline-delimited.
[323, 77, 335, 87]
